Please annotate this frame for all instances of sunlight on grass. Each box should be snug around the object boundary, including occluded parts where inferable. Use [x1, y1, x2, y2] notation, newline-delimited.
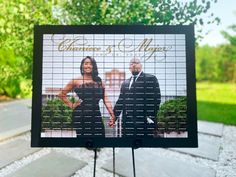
[197, 82, 236, 104]
[197, 82, 236, 125]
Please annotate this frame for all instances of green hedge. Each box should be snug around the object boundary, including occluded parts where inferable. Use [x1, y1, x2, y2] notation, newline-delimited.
[41, 98, 73, 130]
[42, 96, 187, 132]
[157, 96, 187, 133]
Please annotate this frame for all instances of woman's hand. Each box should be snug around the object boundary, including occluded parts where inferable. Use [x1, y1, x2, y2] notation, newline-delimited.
[108, 117, 116, 128]
[70, 99, 83, 109]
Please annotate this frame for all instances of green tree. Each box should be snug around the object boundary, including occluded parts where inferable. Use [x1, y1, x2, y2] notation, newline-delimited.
[0, 0, 59, 98]
[196, 45, 220, 81]
[220, 24, 236, 82]
[0, 0, 222, 98]
[0, 49, 29, 97]
[196, 23, 236, 83]
[57, 0, 220, 28]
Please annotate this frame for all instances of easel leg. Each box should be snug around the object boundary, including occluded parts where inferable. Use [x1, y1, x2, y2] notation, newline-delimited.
[113, 147, 115, 177]
[93, 148, 97, 177]
[132, 148, 136, 177]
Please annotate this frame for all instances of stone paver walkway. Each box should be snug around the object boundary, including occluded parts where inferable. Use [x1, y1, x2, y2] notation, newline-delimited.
[1, 99, 235, 177]
[102, 148, 216, 177]
[4, 152, 87, 177]
[0, 99, 31, 141]
[198, 120, 223, 137]
[171, 133, 221, 161]
[0, 139, 40, 169]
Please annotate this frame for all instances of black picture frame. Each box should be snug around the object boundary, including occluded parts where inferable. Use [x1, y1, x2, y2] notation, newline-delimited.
[31, 25, 198, 148]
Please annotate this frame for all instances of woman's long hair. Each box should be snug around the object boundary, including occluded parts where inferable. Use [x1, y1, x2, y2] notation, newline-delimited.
[80, 56, 102, 83]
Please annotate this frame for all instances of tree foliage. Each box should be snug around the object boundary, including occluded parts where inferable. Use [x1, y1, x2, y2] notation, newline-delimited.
[220, 25, 236, 82]
[57, 0, 220, 27]
[221, 25, 236, 46]
[0, 0, 222, 98]
[0, 0, 59, 98]
[0, 48, 30, 97]
[196, 45, 220, 81]
[0, 0, 58, 57]
[196, 24, 236, 83]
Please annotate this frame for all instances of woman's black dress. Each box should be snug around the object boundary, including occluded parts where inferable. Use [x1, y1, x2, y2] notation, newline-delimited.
[73, 82, 105, 137]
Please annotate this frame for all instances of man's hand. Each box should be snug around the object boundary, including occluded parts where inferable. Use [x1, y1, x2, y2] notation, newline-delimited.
[147, 117, 154, 124]
[108, 118, 116, 128]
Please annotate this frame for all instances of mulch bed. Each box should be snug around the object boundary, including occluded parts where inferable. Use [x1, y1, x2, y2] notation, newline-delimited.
[0, 95, 12, 102]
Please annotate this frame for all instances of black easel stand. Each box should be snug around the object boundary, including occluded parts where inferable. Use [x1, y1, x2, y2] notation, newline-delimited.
[93, 147, 117, 177]
[93, 148, 97, 177]
[132, 147, 136, 177]
[113, 147, 116, 177]
[131, 139, 141, 177]
[92, 141, 140, 177]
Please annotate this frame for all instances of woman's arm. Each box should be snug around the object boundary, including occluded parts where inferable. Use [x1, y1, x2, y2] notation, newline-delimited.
[102, 83, 116, 127]
[113, 82, 124, 118]
[58, 79, 80, 109]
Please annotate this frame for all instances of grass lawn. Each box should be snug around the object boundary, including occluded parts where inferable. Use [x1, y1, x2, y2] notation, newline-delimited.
[197, 82, 236, 126]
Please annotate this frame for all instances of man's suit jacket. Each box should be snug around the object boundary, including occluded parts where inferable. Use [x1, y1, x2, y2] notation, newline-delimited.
[114, 72, 161, 137]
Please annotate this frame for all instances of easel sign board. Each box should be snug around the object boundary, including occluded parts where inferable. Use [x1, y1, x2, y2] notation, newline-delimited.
[31, 25, 198, 148]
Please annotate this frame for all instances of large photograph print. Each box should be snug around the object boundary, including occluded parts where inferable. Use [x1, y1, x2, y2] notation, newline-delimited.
[31, 25, 197, 147]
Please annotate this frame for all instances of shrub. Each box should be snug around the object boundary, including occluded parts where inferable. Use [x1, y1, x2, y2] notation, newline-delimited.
[41, 98, 74, 130]
[157, 96, 187, 133]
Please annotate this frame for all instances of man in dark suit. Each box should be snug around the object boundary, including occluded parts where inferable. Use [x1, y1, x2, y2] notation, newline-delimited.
[113, 58, 161, 137]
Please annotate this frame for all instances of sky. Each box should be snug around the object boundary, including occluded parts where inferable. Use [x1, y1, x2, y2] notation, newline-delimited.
[199, 0, 236, 46]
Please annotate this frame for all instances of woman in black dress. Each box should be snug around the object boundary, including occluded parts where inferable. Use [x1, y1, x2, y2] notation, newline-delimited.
[58, 56, 115, 137]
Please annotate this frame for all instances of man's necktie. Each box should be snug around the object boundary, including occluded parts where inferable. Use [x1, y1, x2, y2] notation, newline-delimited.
[129, 75, 137, 89]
